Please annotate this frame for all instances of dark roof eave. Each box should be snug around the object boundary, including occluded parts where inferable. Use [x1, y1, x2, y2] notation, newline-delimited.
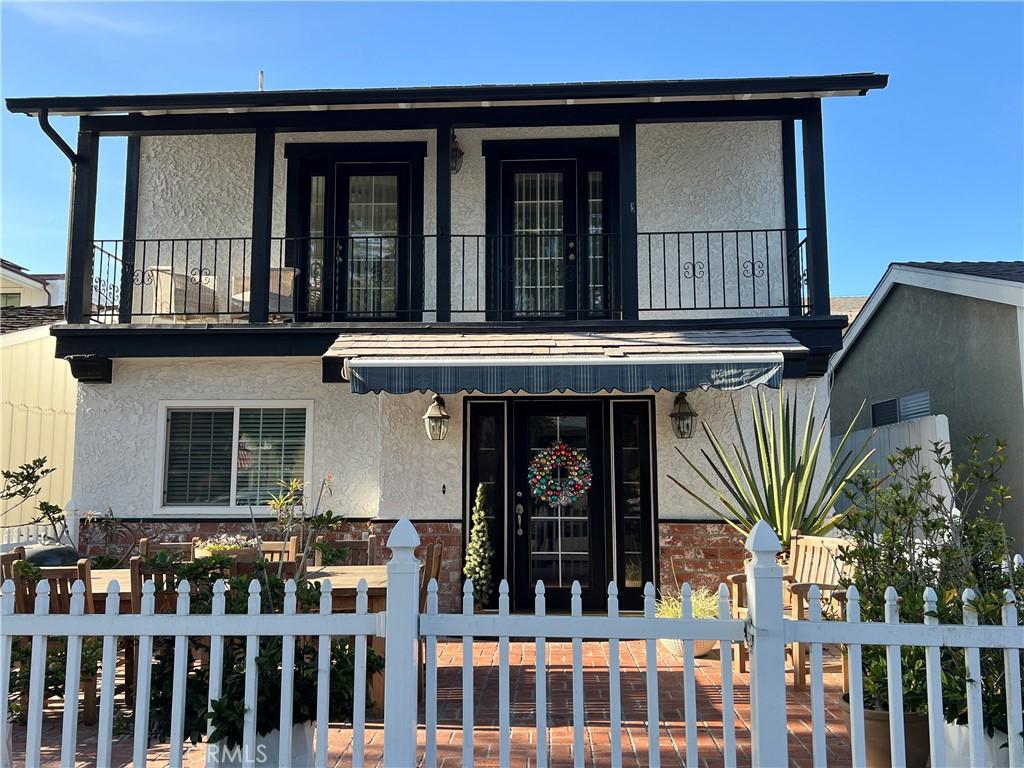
[6, 73, 889, 117]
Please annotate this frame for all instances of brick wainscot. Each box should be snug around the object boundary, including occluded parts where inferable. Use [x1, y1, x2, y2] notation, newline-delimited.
[78, 518, 465, 613]
[658, 520, 747, 595]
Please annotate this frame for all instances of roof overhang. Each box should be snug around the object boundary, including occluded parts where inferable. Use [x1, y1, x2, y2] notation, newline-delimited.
[829, 263, 1024, 375]
[6, 73, 888, 118]
[325, 329, 807, 395]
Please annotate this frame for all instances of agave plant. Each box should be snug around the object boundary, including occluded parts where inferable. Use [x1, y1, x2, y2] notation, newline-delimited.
[668, 387, 873, 550]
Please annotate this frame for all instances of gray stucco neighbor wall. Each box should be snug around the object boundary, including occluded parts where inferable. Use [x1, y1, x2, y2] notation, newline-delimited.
[830, 284, 1024, 545]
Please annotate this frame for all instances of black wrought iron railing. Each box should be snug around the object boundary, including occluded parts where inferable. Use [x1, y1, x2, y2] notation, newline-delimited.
[637, 228, 808, 315]
[88, 228, 811, 324]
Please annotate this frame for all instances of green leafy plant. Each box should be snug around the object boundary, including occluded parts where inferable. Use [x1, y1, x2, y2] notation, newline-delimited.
[1, 457, 76, 547]
[656, 586, 720, 619]
[838, 437, 1021, 737]
[668, 388, 873, 550]
[463, 483, 494, 608]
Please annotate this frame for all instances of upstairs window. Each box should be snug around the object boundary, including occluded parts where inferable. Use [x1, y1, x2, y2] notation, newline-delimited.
[1, 293, 21, 308]
[871, 389, 931, 428]
[162, 403, 309, 509]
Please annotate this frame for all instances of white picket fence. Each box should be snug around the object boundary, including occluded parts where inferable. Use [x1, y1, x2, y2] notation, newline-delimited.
[1, 519, 1022, 768]
[0, 510, 80, 553]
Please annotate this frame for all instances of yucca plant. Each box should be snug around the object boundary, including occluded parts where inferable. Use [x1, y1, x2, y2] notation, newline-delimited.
[668, 387, 873, 550]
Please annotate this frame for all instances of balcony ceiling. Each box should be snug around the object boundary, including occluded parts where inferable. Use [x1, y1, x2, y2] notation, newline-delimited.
[6, 73, 888, 118]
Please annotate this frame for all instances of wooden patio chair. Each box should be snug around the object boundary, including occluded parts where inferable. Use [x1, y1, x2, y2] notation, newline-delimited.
[10, 558, 98, 724]
[728, 531, 851, 687]
[138, 537, 196, 560]
[1, 546, 26, 582]
[312, 534, 378, 566]
[418, 542, 444, 693]
[261, 534, 299, 562]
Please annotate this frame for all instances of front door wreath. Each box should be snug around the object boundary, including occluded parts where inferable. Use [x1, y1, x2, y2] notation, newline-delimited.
[527, 442, 593, 508]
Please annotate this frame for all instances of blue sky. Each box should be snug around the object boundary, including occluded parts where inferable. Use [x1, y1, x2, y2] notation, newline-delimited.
[2, 2, 1021, 295]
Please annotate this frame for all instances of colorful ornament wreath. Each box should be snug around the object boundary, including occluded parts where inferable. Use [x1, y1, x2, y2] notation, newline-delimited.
[527, 442, 593, 508]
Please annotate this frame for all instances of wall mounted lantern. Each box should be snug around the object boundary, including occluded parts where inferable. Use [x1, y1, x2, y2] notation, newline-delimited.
[449, 130, 465, 175]
[670, 392, 698, 439]
[423, 394, 451, 441]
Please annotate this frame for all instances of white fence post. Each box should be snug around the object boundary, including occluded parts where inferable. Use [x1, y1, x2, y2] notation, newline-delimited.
[383, 517, 421, 767]
[744, 521, 788, 768]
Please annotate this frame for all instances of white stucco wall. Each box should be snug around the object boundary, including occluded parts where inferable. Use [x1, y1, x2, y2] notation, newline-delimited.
[70, 357, 828, 525]
[655, 377, 830, 520]
[70, 357, 466, 521]
[132, 121, 786, 320]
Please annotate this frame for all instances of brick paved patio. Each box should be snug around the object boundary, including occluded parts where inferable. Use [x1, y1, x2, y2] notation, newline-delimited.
[8, 640, 850, 767]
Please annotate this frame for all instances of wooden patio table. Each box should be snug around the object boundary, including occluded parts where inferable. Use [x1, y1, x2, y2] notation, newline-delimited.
[88, 564, 389, 709]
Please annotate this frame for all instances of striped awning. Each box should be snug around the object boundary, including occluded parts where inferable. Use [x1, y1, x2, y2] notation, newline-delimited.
[324, 330, 805, 395]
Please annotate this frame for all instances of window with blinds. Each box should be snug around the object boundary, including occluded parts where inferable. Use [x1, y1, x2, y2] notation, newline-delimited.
[162, 406, 308, 508]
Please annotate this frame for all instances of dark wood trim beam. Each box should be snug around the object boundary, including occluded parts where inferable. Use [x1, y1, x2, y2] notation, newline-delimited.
[617, 121, 639, 321]
[780, 119, 802, 316]
[118, 135, 141, 323]
[248, 130, 275, 323]
[435, 126, 452, 322]
[66, 355, 112, 383]
[801, 102, 830, 316]
[66, 130, 100, 324]
[78, 99, 822, 137]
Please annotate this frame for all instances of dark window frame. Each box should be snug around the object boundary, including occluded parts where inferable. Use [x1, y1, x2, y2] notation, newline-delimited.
[284, 142, 426, 321]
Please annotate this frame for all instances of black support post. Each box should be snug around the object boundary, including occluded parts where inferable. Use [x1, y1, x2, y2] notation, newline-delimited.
[781, 120, 802, 316]
[801, 103, 831, 316]
[435, 125, 452, 322]
[118, 135, 141, 323]
[66, 130, 99, 324]
[617, 121, 639, 320]
[249, 129, 275, 324]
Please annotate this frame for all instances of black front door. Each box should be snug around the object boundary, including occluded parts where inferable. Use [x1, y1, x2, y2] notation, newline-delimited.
[500, 160, 580, 320]
[511, 400, 607, 611]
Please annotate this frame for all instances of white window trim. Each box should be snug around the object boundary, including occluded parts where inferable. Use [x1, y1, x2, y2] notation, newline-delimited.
[154, 399, 314, 518]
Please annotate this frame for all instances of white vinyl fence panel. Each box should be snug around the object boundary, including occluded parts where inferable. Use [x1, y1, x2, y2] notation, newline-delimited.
[833, 414, 951, 512]
[1, 518, 1022, 768]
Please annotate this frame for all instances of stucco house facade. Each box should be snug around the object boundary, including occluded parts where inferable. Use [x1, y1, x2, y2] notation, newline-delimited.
[6, 73, 886, 610]
[829, 261, 1024, 545]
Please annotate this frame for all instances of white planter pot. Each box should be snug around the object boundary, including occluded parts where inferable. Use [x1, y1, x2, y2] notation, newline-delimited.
[212, 722, 315, 767]
[668, 638, 717, 659]
[942, 722, 1010, 768]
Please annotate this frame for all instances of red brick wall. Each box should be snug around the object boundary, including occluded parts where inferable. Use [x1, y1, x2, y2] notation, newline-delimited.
[658, 521, 747, 595]
[80, 518, 465, 613]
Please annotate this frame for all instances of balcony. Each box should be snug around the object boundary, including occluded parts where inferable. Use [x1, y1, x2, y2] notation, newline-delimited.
[88, 229, 810, 324]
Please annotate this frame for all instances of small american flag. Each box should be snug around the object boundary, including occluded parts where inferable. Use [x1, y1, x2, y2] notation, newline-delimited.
[237, 441, 250, 470]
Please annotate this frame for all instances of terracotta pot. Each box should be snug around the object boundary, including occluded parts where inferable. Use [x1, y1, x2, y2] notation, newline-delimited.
[840, 694, 930, 768]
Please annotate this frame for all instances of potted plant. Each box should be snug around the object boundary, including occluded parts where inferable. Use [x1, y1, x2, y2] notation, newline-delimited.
[193, 533, 262, 562]
[837, 437, 1020, 768]
[463, 483, 494, 609]
[668, 388, 873, 552]
[656, 586, 721, 658]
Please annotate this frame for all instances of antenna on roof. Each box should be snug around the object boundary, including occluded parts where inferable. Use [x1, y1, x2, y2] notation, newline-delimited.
[258, 69, 265, 92]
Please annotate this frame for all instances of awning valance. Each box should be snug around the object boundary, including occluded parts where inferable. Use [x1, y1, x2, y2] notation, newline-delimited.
[324, 330, 805, 395]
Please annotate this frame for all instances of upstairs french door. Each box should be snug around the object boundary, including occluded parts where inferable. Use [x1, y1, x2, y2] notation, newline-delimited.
[333, 163, 410, 319]
[288, 143, 424, 321]
[500, 160, 579, 319]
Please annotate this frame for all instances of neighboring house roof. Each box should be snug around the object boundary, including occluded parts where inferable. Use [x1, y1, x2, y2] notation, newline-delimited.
[895, 260, 1024, 283]
[1, 259, 48, 288]
[829, 261, 1024, 374]
[5, 72, 889, 117]
[830, 296, 869, 330]
[0, 306, 65, 335]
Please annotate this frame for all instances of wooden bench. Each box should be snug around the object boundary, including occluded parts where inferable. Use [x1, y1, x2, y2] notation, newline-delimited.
[728, 531, 851, 687]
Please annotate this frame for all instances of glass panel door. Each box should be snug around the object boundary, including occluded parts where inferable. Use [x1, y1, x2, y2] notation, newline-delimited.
[512, 401, 604, 611]
[501, 160, 578, 319]
[335, 163, 408, 318]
